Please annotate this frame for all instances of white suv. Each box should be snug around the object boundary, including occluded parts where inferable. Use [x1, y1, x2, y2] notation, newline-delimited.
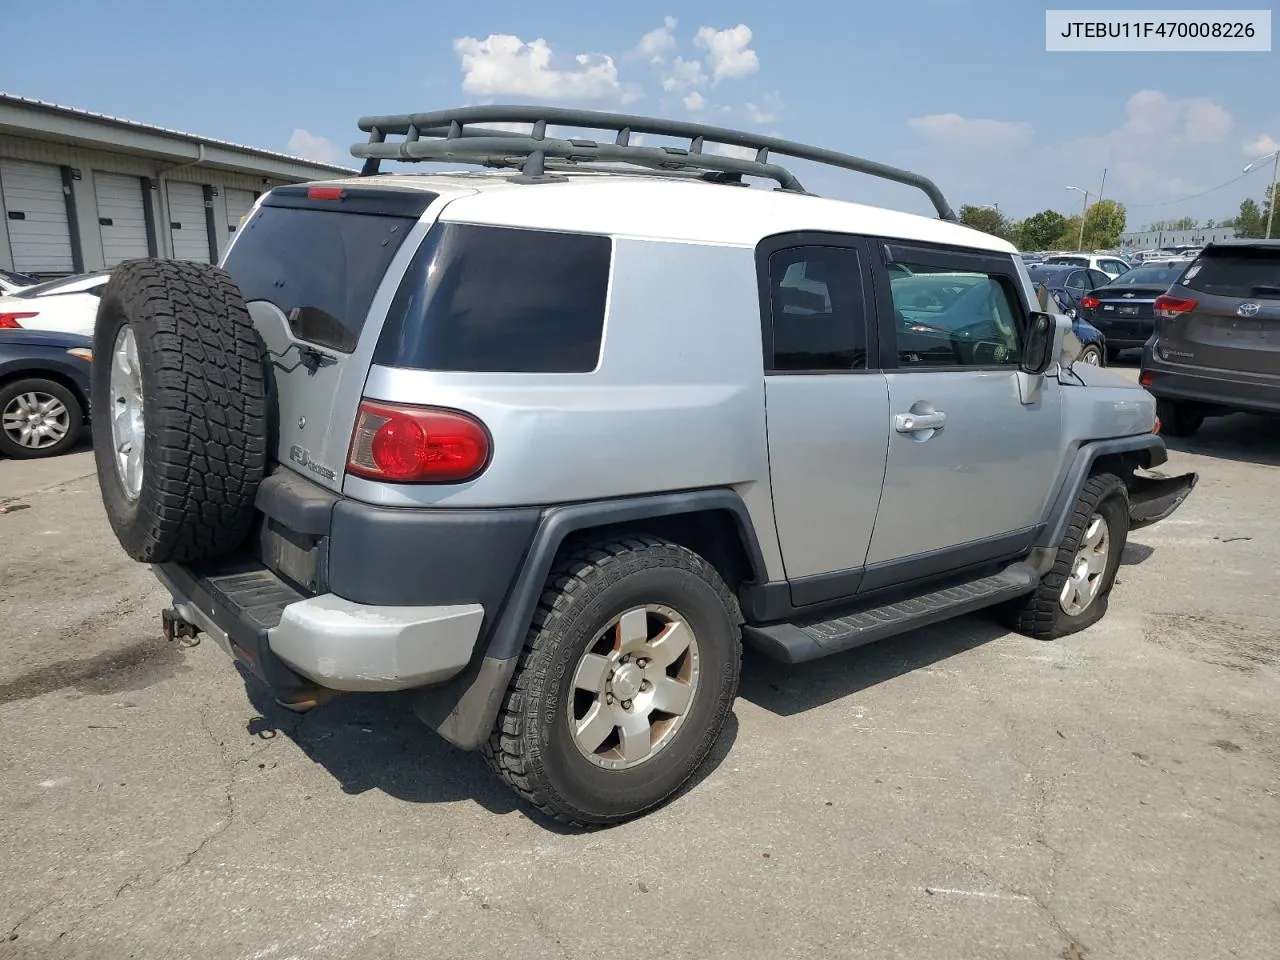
[1043, 253, 1131, 278]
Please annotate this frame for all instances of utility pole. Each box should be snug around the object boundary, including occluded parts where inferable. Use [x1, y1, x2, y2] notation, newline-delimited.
[1268, 151, 1278, 240]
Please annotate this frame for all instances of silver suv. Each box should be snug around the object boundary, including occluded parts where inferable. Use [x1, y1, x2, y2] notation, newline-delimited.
[89, 106, 1198, 826]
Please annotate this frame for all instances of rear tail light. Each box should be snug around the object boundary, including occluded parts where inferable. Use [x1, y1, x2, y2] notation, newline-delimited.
[1154, 294, 1197, 320]
[1080, 295, 1100, 310]
[307, 185, 345, 201]
[0, 312, 37, 329]
[346, 400, 491, 483]
[1139, 371, 1155, 387]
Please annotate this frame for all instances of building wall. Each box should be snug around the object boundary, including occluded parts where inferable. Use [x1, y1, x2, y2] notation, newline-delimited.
[1120, 227, 1238, 250]
[0, 133, 316, 275]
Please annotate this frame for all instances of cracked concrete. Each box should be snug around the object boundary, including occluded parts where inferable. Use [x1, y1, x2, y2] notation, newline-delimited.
[2, 379, 1279, 959]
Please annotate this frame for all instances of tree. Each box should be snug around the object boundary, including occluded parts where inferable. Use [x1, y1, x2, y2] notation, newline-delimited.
[1050, 216, 1083, 250]
[1017, 209, 1068, 251]
[958, 204, 1014, 241]
[1145, 215, 1197, 232]
[1236, 198, 1265, 238]
[1082, 199, 1126, 249]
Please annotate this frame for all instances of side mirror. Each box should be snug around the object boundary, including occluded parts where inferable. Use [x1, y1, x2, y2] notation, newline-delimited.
[1020, 311, 1055, 375]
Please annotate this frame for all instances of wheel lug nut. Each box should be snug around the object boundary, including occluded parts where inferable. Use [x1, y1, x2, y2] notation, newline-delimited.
[606, 693, 615, 704]
[621, 699, 633, 710]
[640, 680, 651, 692]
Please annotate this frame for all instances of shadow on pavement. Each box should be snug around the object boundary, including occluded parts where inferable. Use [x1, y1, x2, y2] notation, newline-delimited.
[738, 613, 1009, 717]
[236, 664, 738, 830]
[1163, 412, 1280, 468]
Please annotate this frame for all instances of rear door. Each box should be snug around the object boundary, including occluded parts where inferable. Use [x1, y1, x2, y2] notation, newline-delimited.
[1156, 244, 1280, 375]
[758, 233, 890, 605]
[220, 184, 444, 490]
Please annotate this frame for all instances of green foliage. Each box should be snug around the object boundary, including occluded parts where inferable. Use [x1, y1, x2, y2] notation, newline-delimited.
[1236, 198, 1265, 238]
[1082, 200, 1126, 249]
[1017, 210, 1067, 251]
[958, 204, 1015, 241]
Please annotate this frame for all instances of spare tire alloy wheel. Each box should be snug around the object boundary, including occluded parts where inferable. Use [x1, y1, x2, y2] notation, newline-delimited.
[91, 259, 268, 564]
[108, 326, 145, 500]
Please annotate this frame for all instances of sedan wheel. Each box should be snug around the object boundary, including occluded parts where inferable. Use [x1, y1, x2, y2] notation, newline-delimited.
[0, 378, 84, 460]
[1077, 345, 1103, 366]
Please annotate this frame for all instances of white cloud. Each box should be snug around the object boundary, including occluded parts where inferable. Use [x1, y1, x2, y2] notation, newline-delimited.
[1183, 98, 1232, 143]
[660, 56, 706, 93]
[743, 92, 785, 125]
[694, 24, 759, 83]
[683, 91, 708, 111]
[453, 34, 637, 102]
[287, 128, 346, 166]
[1243, 134, 1280, 159]
[906, 113, 1033, 149]
[713, 142, 758, 161]
[636, 17, 678, 61]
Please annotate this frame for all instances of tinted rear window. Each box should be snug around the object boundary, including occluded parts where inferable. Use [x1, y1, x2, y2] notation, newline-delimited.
[223, 205, 418, 350]
[1112, 264, 1182, 287]
[1178, 248, 1280, 299]
[374, 223, 611, 373]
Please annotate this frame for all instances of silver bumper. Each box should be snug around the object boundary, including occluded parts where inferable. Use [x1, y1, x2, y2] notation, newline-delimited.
[268, 595, 484, 692]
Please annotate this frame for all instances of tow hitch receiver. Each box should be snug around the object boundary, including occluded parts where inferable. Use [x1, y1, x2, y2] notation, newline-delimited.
[162, 608, 201, 647]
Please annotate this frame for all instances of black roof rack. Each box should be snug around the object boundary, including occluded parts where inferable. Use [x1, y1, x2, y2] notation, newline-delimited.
[352, 105, 958, 222]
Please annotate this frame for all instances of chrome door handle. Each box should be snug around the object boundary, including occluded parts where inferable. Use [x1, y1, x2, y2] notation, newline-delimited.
[894, 411, 946, 433]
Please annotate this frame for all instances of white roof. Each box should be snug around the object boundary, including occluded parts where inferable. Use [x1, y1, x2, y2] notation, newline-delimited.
[317, 169, 1015, 253]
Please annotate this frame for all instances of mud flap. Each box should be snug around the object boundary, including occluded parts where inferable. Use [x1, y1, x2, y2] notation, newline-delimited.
[1128, 472, 1198, 530]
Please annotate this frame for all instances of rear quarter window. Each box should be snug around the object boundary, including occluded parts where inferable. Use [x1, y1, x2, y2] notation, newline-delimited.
[1179, 248, 1280, 299]
[374, 223, 612, 373]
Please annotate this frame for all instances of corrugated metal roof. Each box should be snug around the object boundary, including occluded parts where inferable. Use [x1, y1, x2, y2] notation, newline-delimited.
[0, 91, 357, 174]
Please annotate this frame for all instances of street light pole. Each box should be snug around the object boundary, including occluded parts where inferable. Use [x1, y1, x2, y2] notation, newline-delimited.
[1066, 185, 1090, 249]
[1243, 149, 1280, 240]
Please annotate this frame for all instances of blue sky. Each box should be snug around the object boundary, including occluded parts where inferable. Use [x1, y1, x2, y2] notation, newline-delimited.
[4, 0, 1277, 226]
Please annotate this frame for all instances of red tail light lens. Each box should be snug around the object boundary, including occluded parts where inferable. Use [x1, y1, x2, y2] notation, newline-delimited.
[1154, 295, 1197, 320]
[347, 400, 491, 483]
[1139, 371, 1155, 387]
[0, 312, 37, 329]
[1080, 295, 1100, 311]
[307, 185, 345, 200]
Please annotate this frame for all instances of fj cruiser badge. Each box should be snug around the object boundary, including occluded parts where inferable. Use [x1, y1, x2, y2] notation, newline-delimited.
[288, 444, 336, 481]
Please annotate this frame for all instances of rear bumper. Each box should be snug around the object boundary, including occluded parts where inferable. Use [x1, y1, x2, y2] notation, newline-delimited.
[154, 561, 484, 692]
[1142, 345, 1280, 415]
[1087, 316, 1152, 348]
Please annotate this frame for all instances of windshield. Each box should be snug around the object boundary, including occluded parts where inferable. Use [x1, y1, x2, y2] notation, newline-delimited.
[1110, 264, 1183, 287]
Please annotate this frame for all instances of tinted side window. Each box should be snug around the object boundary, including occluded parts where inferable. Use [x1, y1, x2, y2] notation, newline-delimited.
[224, 206, 418, 351]
[376, 224, 611, 373]
[1065, 271, 1087, 290]
[888, 262, 1023, 368]
[766, 245, 868, 372]
[1088, 269, 1111, 288]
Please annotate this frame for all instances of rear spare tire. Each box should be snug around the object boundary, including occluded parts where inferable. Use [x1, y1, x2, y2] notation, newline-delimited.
[91, 259, 268, 563]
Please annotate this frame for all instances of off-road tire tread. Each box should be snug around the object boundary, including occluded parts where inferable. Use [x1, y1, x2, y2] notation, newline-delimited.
[482, 534, 741, 828]
[1004, 472, 1127, 640]
[93, 259, 267, 563]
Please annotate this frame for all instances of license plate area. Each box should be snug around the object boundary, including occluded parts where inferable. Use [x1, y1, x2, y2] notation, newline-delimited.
[1118, 305, 1140, 316]
[255, 518, 323, 595]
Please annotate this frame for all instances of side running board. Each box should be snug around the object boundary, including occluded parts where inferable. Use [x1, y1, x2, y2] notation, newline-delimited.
[742, 563, 1039, 664]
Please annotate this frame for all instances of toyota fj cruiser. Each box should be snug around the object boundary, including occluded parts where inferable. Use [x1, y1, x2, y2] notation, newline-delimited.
[91, 106, 1197, 826]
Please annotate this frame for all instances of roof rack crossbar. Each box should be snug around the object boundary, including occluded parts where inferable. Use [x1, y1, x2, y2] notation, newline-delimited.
[351, 105, 958, 221]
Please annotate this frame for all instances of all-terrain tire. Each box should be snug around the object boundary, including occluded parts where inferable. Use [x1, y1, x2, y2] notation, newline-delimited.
[1155, 398, 1204, 438]
[91, 259, 268, 563]
[483, 535, 742, 828]
[999, 472, 1129, 640]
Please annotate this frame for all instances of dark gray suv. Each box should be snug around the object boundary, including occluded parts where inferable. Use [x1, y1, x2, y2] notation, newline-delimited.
[1141, 239, 1280, 435]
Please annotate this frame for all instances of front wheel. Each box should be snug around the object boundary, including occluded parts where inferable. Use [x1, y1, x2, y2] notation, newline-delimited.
[484, 535, 742, 827]
[0, 378, 84, 459]
[1000, 472, 1129, 640]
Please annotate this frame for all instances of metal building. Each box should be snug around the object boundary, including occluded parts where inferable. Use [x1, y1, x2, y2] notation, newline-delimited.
[1119, 226, 1239, 252]
[0, 93, 354, 278]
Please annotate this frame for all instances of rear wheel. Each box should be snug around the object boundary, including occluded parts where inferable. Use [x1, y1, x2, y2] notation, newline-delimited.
[1077, 344, 1104, 366]
[1155, 398, 1204, 438]
[0, 378, 83, 459]
[91, 259, 268, 563]
[1106, 345, 1123, 364]
[484, 535, 741, 827]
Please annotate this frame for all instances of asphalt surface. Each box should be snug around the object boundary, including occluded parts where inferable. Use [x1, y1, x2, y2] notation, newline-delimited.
[1, 371, 1278, 960]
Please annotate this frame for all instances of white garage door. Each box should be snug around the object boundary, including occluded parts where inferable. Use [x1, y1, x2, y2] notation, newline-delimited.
[225, 188, 256, 237]
[94, 172, 150, 267]
[166, 181, 210, 261]
[0, 159, 75, 274]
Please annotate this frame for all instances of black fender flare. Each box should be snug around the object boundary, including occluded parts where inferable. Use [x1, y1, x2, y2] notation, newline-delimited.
[417, 488, 770, 750]
[1030, 433, 1166, 568]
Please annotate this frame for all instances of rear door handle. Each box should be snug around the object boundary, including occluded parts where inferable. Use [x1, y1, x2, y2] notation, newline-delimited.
[894, 411, 946, 433]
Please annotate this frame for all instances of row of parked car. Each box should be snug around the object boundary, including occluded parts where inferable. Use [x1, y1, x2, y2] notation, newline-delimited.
[0, 269, 100, 459]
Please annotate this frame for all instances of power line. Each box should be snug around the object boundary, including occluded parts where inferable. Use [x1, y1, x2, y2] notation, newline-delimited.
[1122, 169, 1257, 209]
